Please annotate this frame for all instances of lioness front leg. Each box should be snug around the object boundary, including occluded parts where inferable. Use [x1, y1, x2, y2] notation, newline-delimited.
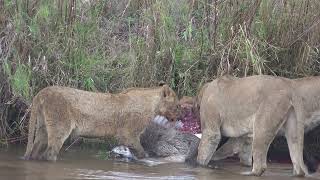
[131, 140, 146, 159]
[245, 93, 291, 176]
[197, 102, 221, 166]
[197, 128, 221, 166]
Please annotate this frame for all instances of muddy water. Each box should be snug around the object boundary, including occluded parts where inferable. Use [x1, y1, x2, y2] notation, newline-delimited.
[0, 146, 319, 180]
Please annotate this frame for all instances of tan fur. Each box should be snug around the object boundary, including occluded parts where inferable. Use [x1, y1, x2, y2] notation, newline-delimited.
[197, 75, 320, 176]
[212, 76, 320, 168]
[212, 136, 253, 166]
[179, 96, 194, 107]
[24, 85, 178, 161]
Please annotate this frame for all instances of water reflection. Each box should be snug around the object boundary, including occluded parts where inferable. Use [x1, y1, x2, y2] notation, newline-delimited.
[0, 146, 319, 180]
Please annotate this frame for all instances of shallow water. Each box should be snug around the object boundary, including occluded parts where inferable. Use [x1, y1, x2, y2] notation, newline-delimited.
[0, 146, 319, 180]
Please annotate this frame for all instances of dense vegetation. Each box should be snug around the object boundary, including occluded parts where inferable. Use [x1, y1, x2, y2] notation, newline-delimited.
[0, 0, 319, 152]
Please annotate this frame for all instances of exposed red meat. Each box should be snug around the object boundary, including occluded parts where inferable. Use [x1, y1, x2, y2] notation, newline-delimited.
[178, 97, 201, 134]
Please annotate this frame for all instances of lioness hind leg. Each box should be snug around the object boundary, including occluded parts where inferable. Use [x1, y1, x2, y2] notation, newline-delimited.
[246, 93, 291, 176]
[212, 138, 241, 161]
[42, 122, 73, 161]
[29, 121, 48, 160]
[212, 136, 252, 167]
[41, 142, 63, 161]
[211, 139, 236, 161]
[30, 134, 47, 160]
[285, 109, 308, 176]
[238, 137, 253, 167]
[42, 134, 70, 161]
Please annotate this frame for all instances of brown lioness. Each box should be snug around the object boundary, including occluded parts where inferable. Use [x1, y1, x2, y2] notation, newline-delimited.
[24, 85, 178, 161]
[196, 75, 320, 176]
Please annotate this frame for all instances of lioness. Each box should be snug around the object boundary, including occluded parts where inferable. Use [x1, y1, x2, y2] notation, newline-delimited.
[24, 85, 178, 161]
[197, 75, 320, 176]
[210, 76, 320, 171]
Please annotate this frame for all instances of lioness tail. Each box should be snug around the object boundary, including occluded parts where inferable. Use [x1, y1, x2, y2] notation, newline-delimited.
[23, 102, 37, 160]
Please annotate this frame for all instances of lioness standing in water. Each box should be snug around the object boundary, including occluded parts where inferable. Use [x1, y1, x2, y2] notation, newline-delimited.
[197, 75, 320, 176]
[24, 85, 178, 161]
[209, 76, 320, 171]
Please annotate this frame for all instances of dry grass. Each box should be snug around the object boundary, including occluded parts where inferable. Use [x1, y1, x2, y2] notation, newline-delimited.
[0, 0, 320, 144]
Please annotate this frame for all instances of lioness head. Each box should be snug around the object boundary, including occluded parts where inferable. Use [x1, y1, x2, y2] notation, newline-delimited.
[157, 85, 179, 121]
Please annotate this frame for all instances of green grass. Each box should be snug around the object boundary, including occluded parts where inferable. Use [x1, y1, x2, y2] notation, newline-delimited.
[0, 0, 320, 144]
[2, 0, 319, 98]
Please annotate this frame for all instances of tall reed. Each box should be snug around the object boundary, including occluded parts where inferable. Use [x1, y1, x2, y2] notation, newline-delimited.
[0, 0, 320, 142]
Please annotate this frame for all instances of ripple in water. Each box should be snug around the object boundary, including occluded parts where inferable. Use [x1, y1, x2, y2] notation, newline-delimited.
[72, 168, 196, 180]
